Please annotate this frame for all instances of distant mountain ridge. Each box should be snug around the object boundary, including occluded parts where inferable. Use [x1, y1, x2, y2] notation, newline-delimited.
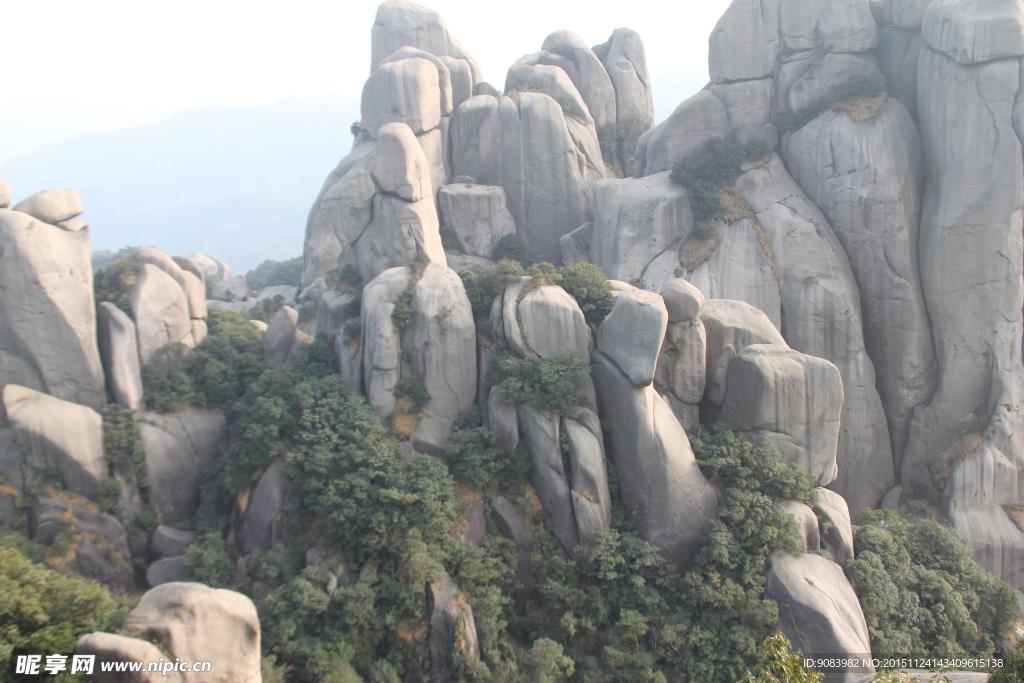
[0, 94, 360, 273]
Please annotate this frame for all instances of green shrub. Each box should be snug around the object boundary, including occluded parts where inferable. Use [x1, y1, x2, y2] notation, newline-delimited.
[445, 409, 531, 492]
[246, 256, 303, 291]
[0, 545, 123, 672]
[249, 294, 287, 323]
[598, 122, 622, 163]
[184, 531, 235, 587]
[992, 640, 1024, 682]
[101, 404, 147, 483]
[527, 262, 562, 286]
[342, 296, 361, 319]
[391, 285, 415, 335]
[845, 509, 1020, 659]
[492, 234, 534, 266]
[440, 225, 463, 252]
[669, 137, 769, 223]
[777, 73, 889, 132]
[350, 120, 361, 137]
[741, 633, 823, 683]
[459, 261, 530, 322]
[184, 307, 268, 409]
[142, 342, 194, 413]
[393, 378, 431, 414]
[93, 259, 141, 315]
[559, 262, 614, 323]
[490, 349, 591, 416]
[343, 320, 361, 341]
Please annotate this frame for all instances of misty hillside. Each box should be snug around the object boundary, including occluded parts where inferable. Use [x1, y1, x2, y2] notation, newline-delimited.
[0, 95, 359, 273]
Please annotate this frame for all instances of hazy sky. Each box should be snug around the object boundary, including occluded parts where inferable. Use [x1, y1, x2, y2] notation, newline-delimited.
[2, 0, 733, 164]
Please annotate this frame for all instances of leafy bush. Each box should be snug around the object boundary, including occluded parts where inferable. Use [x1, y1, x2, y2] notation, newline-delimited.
[445, 409, 531, 493]
[184, 531, 235, 587]
[992, 640, 1024, 683]
[249, 294, 287, 323]
[559, 262, 614, 323]
[775, 73, 888, 132]
[670, 137, 770, 223]
[490, 350, 591, 416]
[0, 545, 123, 671]
[183, 307, 268, 409]
[845, 509, 1020, 659]
[350, 120, 361, 137]
[528, 262, 562, 286]
[741, 633, 823, 683]
[93, 259, 141, 315]
[245, 256, 302, 291]
[141, 342, 194, 413]
[441, 225, 463, 252]
[391, 285, 415, 335]
[492, 234, 534, 266]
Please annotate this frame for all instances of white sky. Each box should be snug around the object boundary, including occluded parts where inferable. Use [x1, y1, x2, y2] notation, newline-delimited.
[1, 0, 734, 164]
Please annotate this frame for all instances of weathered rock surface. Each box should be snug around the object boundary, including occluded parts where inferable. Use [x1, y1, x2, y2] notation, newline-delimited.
[518, 403, 578, 552]
[118, 583, 261, 683]
[108, 247, 206, 321]
[594, 28, 655, 169]
[263, 306, 302, 367]
[560, 222, 593, 265]
[361, 268, 412, 420]
[737, 154, 893, 513]
[721, 345, 843, 486]
[590, 172, 691, 287]
[97, 302, 145, 411]
[921, 0, 1024, 65]
[3, 385, 106, 499]
[31, 494, 134, 592]
[814, 487, 855, 564]
[515, 285, 591, 362]
[660, 278, 704, 322]
[486, 385, 519, 455]
[490, 496, 534, 609]
[450, 92, 603, 263]
[190, 252, 233, 281]
[0, 179, 9, 208]
[655, 317, 707, 406]
[139, 411, 226, 525]
[130, 264, 194, 364]
[146, 555, 187, 588]
[597, 285, 668, 387]
[699, 298, 788, 405]
[11, 188, 84, 224]
[0, 209, 105, 410]
[766, 552, 874, 681]
[430, 573, 480, 682]
[239, 461, 286, 555]
[315, 290, 357, 347]
[151, 525, 196, 558]
[563, 408, 612, 548]
[779, 0, 878, 53]
[373, 121, 434, 201]
[362, 57, 441, 138]
[784, 98, 936, 472]
[710, 0, 780, 83]
[681, 218, 783, 330]
[371, 0, 482, 86]
[438, 183, 516, 258]
[633, 91, 728, 177]
[592, 350, 718, 569]
[785, 52, 881, 117]
[456, 500, 486, 544]
[877, 27, 924, 119]
[775, 500, 821, 552]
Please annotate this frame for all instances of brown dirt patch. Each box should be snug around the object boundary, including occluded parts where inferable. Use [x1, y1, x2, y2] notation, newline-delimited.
[1003, 504, 1024, 533]
[927, 432, 986, 494]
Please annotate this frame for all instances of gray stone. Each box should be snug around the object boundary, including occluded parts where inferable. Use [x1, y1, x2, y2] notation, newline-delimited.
[699, 298, 788, 405]
[0, 209, 105, 410]
[473, 82, 499, 97]
[440, 56, 475, 109]
[146, 555, 186, 587]
[597, 28, 655, 139]
[779, 0, 878, 53]
[373, 121, 433, 201]
[655, 318, 707, 405]
[560, 222, 593, 265]
[518, 403, 579, 553]
[590, 172, 691, 285]
[596, 286, 668, 387]
[438, 183, 516, 258]
[362, 58, 441, 138]
[172, 255, 205, 285]
[31, 495, 134, 592]
[721, 344, 843, 486]
[139, 411, 226, 525]
[709, 0, 781, 83]
[0, 179, 9, 208]
[775, 500, 821, 552]
[302, 141, 376, 288]
[506, 62, 596, 131]
[212, 274, 248, 302]
[316, 290, 357, 346]
[120, 583, 261, 683]
[660, 278, 704, 322]
[814, 487, 855, 564]
[404, 264, 477, 453]
[97, 302, 145, 411]
[540, 33, 618, 128]
[737, 154, 894, 514]
[563, 409, 612, 548]
[253, 285, 297, 305]
[361, 268, 413, 421]
[903, 49, 1024, 510]
[457, 500, 486, 545]
[249, 320, 268, 332]
[592, 351, 718, 569]
[298, 277, 327, 305]
[189, 252, 233, 280]
[490, 496, 534, 609]
[877, 27, 924, 119]
[263, 306, 300, 367]
[766, 553, 874, 681]
[875, 0, 936, 28]
[710, 78, 775, 133]
[516, 285, 591, 363]
[450, 92, 604, 264]
[487, 385, 519, 454]
[353, 182, 446, 284]
[129, 264, 194, 364]
[58, 218, 87, 232]
[681, 218, 783, 330]
[376, 46, 454, 115]
[922, 0, 1024, 65]
[787, 52, 881, 117]
[784, 97, 935, 473]
[109, 247, 206, 320]
[371, 0, 483, 86]
[76, 632, 177, 682]
[239, 461, 286, 555]
[3, 385, 106, 499]
[881, 485, 903, 511]
[430, 574, 480, 682]
[634, 90, 728, 177]
[11, 188, 84, 224]
[151, 525, 196, 558]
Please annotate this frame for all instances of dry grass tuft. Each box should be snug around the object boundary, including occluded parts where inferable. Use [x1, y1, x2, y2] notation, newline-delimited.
[834, 92, 888, 122]
[679, 231, 721, 271]
[1003, 504, 1024, 533]
[927, 432, 986, 494]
